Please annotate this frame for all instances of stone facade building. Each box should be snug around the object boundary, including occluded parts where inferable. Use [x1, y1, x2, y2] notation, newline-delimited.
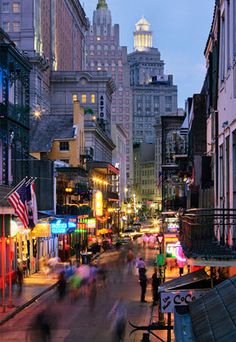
[85, 0, 133, 186]
[0, 0, 88, 119]
[128, 17, 178, 144]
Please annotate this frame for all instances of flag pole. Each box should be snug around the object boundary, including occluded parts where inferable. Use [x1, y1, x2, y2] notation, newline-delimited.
[4, 177, 28, 199]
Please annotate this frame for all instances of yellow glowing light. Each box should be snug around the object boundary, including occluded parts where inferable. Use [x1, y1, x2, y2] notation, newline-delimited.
[127, 209, 132, 214]
[95, 191, 103, 216]
[65, 187, 73, 193]
[92, 116, 96, 121]
[127, 203, 131, 208]
[72, 94, 78, 102]
[34, 110, 41, 118]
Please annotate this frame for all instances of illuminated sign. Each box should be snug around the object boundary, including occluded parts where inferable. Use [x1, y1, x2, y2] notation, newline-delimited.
[30, 223, 51, 238]
[95, 191, 103, 216]
[67, 217, 77, 232]
[86, 218, 96, 229]
[51, 219, 68, 234]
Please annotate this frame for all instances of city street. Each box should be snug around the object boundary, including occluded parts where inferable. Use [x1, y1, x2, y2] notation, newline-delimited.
[0, 246, 175, 342]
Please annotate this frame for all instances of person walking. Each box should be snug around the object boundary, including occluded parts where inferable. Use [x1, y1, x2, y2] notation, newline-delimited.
[108, 297, 127, 341]
[126, 249, 135, 275]
[57, 271, 67, 300]
[139, 268, 148, 302]
[151, 266, 161, 305]
[16, 264, 23, 295]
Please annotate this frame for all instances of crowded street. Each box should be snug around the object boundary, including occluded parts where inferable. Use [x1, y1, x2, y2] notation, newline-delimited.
[0, 242, 176, 341]
[2, 0, 236, 341]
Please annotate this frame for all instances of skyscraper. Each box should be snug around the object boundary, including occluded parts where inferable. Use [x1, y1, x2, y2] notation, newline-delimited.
[85, 0, 133, 188]
[128, 17, 178, 144]
[0, 0, 88, 118]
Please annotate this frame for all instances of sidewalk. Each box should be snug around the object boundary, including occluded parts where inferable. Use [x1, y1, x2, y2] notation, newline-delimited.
[0, 272, 58, 325]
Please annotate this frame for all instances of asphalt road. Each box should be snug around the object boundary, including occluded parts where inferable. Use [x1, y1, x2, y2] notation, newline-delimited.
[0, 246, 174, 342]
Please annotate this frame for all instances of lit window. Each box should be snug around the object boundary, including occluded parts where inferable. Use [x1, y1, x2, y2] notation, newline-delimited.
[3, 21, 10, 32]
[2, 3, 9, 13]
[12, 2, 20, 13]
[12, 21, 20, 32]
[59, 142, 69, 151]
[91, 94, 95, 103]
[81, 94, 87, 103]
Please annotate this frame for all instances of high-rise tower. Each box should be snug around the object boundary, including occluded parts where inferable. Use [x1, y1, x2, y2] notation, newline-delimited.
[128, 17, 178, 144]
[86, 0, 133, 196]
[134, 17, 153, 51]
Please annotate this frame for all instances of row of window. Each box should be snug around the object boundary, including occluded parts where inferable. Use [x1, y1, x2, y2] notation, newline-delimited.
[2, 20, 20, 32]
[142, 179, 155, 184]
[80, 94, 95, 104]
[141, 189, 155, 195]
[2, 2, 20, 13]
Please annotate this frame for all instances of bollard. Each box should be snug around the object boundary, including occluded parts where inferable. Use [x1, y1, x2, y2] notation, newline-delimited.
[141, 332, 150, 342]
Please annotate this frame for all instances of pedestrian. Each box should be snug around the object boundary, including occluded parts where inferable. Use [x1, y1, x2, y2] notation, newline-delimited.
[179, 266, 184, 277]
[16, 264, 23, 295]
[108, 297, 127, 341]
[126, 249, 134, 275]
[152, 266, 161, 305]
[88, 278, 97, 313]
[57, 271, 67, 300]
[139, 268, 148, 302]
[136, 257, 146, 276]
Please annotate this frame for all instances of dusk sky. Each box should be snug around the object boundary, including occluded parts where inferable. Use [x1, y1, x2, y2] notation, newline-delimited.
[84, 0, 215, 108]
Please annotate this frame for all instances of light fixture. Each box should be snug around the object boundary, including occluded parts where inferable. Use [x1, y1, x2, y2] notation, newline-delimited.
[157, 233, 164, 244]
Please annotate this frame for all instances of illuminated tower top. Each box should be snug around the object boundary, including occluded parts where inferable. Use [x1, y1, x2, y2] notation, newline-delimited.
[134, 16, 153, 51]
[97, 0, 108, 9]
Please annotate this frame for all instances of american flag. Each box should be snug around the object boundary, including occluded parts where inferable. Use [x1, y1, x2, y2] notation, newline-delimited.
[8, 181, 30, 228]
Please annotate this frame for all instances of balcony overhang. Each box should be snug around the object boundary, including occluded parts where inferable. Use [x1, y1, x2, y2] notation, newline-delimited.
[88, 161, 119, 175]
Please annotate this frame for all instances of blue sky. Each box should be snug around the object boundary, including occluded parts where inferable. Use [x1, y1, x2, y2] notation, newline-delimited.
[84, 0, 215, 108]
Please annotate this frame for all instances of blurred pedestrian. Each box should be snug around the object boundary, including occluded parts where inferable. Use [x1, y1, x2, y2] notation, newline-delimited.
[28, 307, 56, 342]
[108, 297, 127, 341]
[126, 249, 134, 275]
[88, 279, 97, 313]
[16, 264, 23, 295]
[57, 271, 67, 300]
[179, 266, 184, 277]
[139, 268, 147, 302]
[152, 266, 161, 305]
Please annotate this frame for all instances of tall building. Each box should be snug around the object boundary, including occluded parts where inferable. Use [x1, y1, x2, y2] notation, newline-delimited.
[85, 0, 133, 188]
[128, 17, 178, 144]
[0, 0, 88, 118]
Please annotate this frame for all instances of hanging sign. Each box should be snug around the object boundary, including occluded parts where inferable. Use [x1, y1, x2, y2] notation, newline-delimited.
[160, 290, 209, 313]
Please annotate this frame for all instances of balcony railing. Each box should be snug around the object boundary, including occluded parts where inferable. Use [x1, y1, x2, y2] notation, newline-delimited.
[179, 208, 236, 260]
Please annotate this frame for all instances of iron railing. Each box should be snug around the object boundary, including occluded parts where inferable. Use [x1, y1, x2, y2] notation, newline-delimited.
[179, 208, 236, 260]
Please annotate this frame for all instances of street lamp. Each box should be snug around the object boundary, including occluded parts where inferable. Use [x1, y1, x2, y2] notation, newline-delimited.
[156, 232, 165, 326]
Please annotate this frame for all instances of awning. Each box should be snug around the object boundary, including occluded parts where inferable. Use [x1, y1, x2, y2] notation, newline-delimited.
[159, 269, 211, 292]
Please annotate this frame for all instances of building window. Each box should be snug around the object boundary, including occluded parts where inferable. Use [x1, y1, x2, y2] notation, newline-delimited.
[59, 142, 69, 151]
[60, 159, 69, 164]
[91, 94, 95, 103]
[2, 2, 9, 12]
[165, 96, 172, 112]
[12, 21, 20, 32]
[81, 94, 87, 103]
[220, 14, 225, 82]
[3, 21, 10, 32]
[12, 2, 20, 13]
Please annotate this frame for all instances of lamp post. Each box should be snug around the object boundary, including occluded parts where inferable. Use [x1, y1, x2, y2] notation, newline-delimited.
[157, 232, 165, 326]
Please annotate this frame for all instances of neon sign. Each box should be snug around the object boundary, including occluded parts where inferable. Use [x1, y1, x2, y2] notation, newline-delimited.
[51, 219, 67, 234]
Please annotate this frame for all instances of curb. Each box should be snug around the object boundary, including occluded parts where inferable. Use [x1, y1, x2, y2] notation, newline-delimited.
[0, 281, 58, 326]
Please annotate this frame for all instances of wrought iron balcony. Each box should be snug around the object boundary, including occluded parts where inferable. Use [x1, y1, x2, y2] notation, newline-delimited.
[179, 209, 236, 261]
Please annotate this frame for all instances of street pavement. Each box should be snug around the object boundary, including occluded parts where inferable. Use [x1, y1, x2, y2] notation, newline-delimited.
[0, 246, 179, 341]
